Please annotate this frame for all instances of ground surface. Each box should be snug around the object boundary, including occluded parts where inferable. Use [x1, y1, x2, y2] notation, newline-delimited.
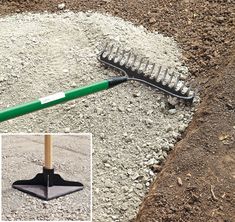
[136, 50, 235, 222]
[0, 11, 195, 222]
[2, 134, 91, 221]
[0, 0, 234, 222]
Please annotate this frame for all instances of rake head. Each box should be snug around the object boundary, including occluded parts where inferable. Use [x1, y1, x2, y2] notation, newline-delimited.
[98, 41, 196, 102]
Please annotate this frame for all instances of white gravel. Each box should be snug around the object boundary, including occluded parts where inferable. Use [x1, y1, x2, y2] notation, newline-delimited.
[0, 12, 196, 221]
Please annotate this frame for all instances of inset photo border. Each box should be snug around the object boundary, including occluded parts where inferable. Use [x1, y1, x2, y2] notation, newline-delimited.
[1, 133, 92, 221]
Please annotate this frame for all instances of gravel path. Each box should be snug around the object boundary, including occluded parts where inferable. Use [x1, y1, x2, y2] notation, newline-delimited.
[2, 134, 91, 221]
[0, 12, 197, 221]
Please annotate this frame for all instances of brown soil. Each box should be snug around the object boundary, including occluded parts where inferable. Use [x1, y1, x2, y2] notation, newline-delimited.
[136, 50, 235, 222]
[0, 0, 234, 221]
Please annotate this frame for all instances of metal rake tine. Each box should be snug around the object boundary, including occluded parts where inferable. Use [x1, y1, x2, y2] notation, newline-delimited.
[124, 52, 132, 67]
[108, 44, 114, 60]
[131, 54, 137, 70]
[162, 68, 168, 83]
[137, 57, 145, 72]
[116, 49, 126, 63]
[101, 41, 109, 58]
[168, 72, 174, 85]
[178, 81, 185, 92]
[150, 63, 155, 75]
[148, 63, 155, 79]
[144, 60, 150, 72]
[155, 66, 162, 81]
[113, 46, 120, 60]
[174, 75, 180, 88]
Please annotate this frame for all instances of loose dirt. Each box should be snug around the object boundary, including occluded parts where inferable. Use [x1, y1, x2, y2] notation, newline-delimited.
[136, 50, 235, 222]
[2, 134, 91, 221]
[0, 0, 234, 221]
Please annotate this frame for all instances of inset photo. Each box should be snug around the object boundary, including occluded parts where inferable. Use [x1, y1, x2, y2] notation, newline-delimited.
[2, 134, 92, 221]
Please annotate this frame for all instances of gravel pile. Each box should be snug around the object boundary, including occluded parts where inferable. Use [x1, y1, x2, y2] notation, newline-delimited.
[2, 135, 91, 221]
[0, 12, 197, 221]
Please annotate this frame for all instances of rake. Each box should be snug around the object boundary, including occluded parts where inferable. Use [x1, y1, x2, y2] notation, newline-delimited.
[0, 42, 195, 122]
[98, 41, 195, 101]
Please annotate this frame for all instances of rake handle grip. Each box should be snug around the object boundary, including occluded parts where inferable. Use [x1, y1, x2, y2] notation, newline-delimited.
[44, 135, 53, 169]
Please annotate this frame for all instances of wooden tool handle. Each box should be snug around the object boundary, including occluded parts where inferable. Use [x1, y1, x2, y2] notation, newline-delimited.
[44, 135, 53, 169]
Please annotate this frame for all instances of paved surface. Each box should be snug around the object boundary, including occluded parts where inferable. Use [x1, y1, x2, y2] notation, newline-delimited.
[2, 134, 91, 221]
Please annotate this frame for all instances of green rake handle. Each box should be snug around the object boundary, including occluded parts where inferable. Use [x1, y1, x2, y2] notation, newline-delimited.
[0, 77, 127, 122]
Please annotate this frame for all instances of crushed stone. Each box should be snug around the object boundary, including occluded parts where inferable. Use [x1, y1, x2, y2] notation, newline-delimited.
[0, 12, 197, 221]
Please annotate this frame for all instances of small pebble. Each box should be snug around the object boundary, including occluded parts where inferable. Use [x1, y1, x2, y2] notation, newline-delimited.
[168, 109, 177, 114]
[64, 127, 70, 133]
[133, 92, 141, 97]
[166, 126, 173, 132]
[151, 164, 161, 173]
[58, 3, 65, 10]
[160, 102, 166, 111]
[149, 17, 156, 24]
[71, 82, 76, 87]
[96, 108, 103, 115]
[167, 97, 178, 106]
[178, 114, 184, 120]
[111, 215, 118, 220]
[146, 158, 156, 165]
[147, 110, 154, 115]
[136, 183, 143, 189]
[145, 118, 153, 128]
[131, 172, 140, 180]
[179, 74, 187, 80]
[179, 124, 187, 133]
[122, 186, 129, 193]
[177, 177, 183, 186]
[105, 180, 112, 188]
[162, 143, 169, 151]
[121, 205, 128, 211]
[118, 106, 124, 112]
[162, 151, 167, 158]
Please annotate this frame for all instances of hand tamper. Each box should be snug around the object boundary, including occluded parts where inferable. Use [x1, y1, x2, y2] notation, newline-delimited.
[12, 135, 84, 200]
